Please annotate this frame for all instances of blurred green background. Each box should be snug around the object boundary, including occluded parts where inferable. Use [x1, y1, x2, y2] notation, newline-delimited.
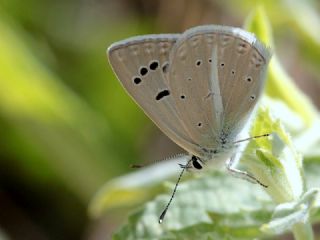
[0, 0, 319, 239]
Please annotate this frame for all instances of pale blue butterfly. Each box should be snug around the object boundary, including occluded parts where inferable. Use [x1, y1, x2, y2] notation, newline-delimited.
[107, 25, 271, 223]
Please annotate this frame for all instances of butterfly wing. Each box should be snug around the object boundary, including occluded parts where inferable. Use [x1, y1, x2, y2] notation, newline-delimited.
[108, 34, 202, 154]
[168, 26, 271, 152]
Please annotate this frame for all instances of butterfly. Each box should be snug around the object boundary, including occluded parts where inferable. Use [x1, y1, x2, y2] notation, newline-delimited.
[107, 25, 271, 223]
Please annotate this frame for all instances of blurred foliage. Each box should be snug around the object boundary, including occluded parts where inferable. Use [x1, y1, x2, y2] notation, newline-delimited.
[0, 0, 319, 240]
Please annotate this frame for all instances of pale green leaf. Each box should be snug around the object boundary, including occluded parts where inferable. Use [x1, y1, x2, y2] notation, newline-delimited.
[244, 6, 318, 126]
[113, 171, 273, 240]
[89, 158, 182, 218]
[261, 188, 320, 235]
[241, 107, 305, 203]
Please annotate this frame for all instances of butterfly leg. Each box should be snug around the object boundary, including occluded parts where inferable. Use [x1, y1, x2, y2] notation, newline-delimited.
[226, 156, 268, 188]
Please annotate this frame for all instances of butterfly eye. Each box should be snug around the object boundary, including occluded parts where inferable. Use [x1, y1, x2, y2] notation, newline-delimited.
[250, 95, 256, 100]
[191, 156, 203, 170]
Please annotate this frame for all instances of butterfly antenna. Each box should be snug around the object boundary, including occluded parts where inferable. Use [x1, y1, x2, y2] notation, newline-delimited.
[233, 133, 270, 144]
[159, 159, 191, 224]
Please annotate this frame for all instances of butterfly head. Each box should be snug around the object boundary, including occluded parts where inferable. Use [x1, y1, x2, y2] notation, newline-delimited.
[187, 142, 238, 171]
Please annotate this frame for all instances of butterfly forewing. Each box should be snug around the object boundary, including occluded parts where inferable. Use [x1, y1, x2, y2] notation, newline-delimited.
[108, 35, 200, 153]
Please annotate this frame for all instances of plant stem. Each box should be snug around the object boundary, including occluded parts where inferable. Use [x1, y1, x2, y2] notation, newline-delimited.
[292, 222, 314, 240]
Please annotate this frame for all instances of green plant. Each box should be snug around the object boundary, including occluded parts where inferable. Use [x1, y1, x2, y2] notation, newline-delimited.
[90, 6, 320, 240]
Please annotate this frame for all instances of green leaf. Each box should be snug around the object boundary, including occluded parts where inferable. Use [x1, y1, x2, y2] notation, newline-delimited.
[89, 159, 182, 218]
[261, 188, 320, 236]
[244, 6, 318, 126]
[244, 5, 274, 48]
[0, 12, 111, 200]
[304, 157, 320, 192]
[113, 171, 273, 240]
[241, 106, 305, 203]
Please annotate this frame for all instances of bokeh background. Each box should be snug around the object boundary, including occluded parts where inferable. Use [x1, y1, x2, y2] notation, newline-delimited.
[0, 0, 319, 239]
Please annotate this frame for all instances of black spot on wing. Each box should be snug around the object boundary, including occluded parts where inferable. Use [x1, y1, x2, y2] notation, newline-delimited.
[140, 67, 148, 76]
[156, 90, 170, 101]
[162, 62, 169, 73]
[149, 61, 159, 70]
[133, 77, 142, 84]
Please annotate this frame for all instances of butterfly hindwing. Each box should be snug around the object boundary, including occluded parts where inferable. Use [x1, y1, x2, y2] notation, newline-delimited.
[167, 26, 271, 152]
[215, 27, 271, 139]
